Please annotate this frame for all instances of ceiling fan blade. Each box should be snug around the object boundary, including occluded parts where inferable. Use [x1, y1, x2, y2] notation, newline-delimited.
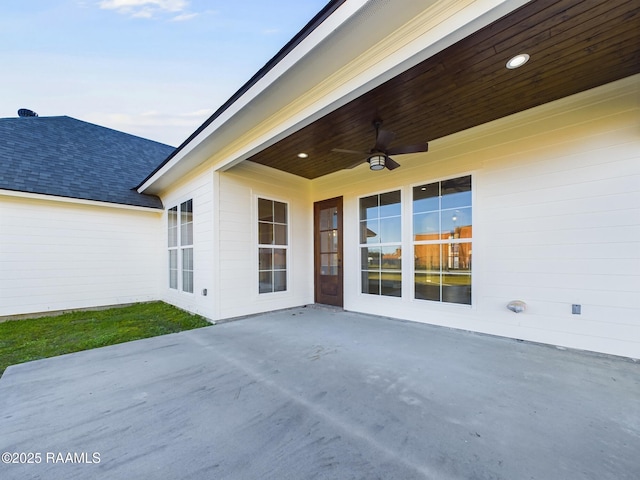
[374, 129, 395, 151]
[385, 156, 401, 170]
[346, 158, 367, 169]
[332, 148, 367, 155]
[386, 143, 429, 156]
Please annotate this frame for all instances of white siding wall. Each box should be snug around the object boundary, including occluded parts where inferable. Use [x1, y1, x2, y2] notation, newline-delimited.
[159, 165, 215, 319]
[216, 162, 313, 319]
[0, 195, 162, 317]
[310, 76, 639, 358]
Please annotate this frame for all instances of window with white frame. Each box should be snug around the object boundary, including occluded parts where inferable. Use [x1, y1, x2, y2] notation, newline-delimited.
[413, 175, 472, 304]
[258, 198, 288, 294]
[168, 199, 194, 293]
[359, 190, 402, 297]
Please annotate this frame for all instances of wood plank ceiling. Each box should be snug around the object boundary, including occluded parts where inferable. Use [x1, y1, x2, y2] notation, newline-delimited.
[246, 0, 640, 179]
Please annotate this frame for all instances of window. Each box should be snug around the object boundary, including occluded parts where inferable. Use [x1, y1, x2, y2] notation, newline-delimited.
[413, 175, 471, 304]
[258, 198, 288, 294]
[168, 199, 193, 293]
[359, 190, 402, 297]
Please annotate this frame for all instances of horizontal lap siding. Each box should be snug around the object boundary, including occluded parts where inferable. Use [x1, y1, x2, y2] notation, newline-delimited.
[160, 167, 215, 319]
[476, 84, 640, 357]
[217, 163, 313, 319]
[0, 197, 162, 316]
[311, 76, 639, 358]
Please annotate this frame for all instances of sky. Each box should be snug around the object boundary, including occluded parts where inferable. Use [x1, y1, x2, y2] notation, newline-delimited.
[0, 0, 329, 146]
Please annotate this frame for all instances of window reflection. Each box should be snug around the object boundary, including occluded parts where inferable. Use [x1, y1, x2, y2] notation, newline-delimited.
[359, 191, 402, 297]
[413, 176, 472, 305]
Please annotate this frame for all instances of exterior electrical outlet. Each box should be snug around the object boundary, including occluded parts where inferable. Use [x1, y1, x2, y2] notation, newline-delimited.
[572, 304, 581, 315]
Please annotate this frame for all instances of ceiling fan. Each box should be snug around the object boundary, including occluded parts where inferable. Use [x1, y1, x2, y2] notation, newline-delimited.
[332, 120, 429, 171]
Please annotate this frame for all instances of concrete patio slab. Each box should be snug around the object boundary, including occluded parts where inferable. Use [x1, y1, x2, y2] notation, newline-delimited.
[1, 307, 638, 479]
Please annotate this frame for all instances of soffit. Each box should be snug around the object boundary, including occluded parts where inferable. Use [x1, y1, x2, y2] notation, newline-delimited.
[246, 0, 640, 179]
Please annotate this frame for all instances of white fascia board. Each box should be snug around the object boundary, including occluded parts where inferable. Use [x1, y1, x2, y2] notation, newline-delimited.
[137, 0, 369, 194]
[0, 189, 163, 213]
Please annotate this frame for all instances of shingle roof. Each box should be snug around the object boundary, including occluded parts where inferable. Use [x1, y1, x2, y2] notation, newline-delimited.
[0, 116, 175, 209]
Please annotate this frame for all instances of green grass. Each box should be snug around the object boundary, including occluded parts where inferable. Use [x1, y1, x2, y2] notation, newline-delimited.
[0, 302, 210, 378]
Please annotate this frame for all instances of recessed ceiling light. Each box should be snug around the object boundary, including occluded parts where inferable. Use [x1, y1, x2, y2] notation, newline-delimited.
[297, 152, 308, 158]
[506, 53, 530, 69]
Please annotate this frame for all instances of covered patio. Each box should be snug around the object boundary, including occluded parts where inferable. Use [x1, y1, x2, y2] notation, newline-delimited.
[1, 308, 638, 479]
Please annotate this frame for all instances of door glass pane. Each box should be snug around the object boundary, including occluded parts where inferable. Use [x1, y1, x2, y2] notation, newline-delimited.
[320, 207, 337, 230]
[319, 208, 330, 230]
[321, 253, 338, 275]
[320, 231, 338, 253]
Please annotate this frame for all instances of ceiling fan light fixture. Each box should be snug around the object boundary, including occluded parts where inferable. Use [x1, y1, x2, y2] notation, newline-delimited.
[368, 154, 386, 171]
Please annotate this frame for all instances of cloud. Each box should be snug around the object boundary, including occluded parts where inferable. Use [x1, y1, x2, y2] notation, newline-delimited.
[178, 109, 213, 118]
[99, 0, 190, 18]
[137, 109, 213, 119]
[171, 12, 198, 22]
[87, 108, 215, 146]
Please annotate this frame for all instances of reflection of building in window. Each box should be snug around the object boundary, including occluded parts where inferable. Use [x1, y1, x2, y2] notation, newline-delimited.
[258, 198, 288, 294]
[413, 176, 472, 305]
[359, 191, 402, 297]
